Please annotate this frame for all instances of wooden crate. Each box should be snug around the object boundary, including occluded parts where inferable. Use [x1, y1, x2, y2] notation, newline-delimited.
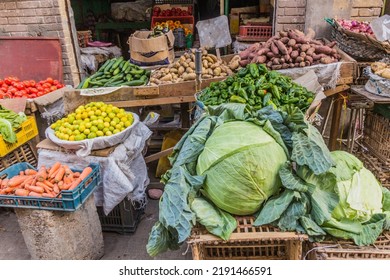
[0, 142, 37, 174]
[305, 231, 390, 260]
[188, 216, 308, 260]
[337, 45, 357, 86]
[362, 111, 390, 166]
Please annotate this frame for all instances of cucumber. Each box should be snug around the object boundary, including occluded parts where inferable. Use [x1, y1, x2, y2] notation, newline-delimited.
[76, 77, 87, 89]
[129, 68, 144, 75]
[89, 71, 104, 80]
[140, 75, 148, 82]
[98, 59, 112, 73]
[82, 77, 91, 89]
[104, 59, 117, 73]
[113, 67, 121, 76]
[121, 79, 145, 86]
[110, 57, 124, 71]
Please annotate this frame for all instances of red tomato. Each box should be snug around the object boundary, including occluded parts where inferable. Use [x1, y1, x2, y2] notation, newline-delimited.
[20, 90, 27, 95]
[23, 81, 31, 87]
[14, 91, 23, 98]
[49, 86, 57, 91]
[36, 86, 44, 91]
[37, 91, 45, 97]
[56, 84, 64, 89]
[30, 88, 38, 94]
[42, 83, 51, 89]
[9, 88, 17, 94]
[46, 77, 54, 84]
[16, 83, 25, 90]
[30, 80, 36, 87]
[44, 88, 50, 94]
[53, 80, 59, 85]
[0, 80, 3, 86]
[29, 93, 37, 98]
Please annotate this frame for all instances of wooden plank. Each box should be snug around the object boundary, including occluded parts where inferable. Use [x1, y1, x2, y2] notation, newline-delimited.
[328, 94, 344, 151]
[134, 86, 159, 97]
[324, 84, 350, 97]
[144, 147, 174, 163]
[286, 240, 302, 260]
[107, 96, 196, 108]
[193, 231, 308, 242]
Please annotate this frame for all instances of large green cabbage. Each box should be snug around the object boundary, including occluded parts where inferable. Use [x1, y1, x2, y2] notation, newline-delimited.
[196, 121, 287, 215]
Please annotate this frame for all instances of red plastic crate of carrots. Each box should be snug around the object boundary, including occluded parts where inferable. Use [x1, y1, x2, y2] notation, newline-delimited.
[0, 162, 92, 198]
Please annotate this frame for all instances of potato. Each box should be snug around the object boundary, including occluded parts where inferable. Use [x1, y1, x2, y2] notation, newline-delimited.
[174, 62, 181, 68]
[186, 58, 192, 63]
[186, 67, 194, 73]
[189, 62, 195, 69]
[213, 67, 222, 76]
[182, 62, 189, 68]
[205, 56, 214, 64]
[170, 68, 178, 74]
[229, 60, 240, 70]
[190, 53, 195, 61]
[202, 74, 212, 79]
[210, 62, 220, 69]
[202, 60, 208, 68]
[183, 73, 196, 81]
[184, 53, 190, 59]
[178, 66, 185, 75]
[208, 68, 213, 75]
[160, 73, 172, 81]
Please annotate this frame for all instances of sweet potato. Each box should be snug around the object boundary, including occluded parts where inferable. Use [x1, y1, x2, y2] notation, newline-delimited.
[301, 44, 311, 52]
[282, 63, 289, 69]
[305, 61, 311, 66]
[312, 53, 327, 61]
[266, 52, 275, 58]
[299, 62, 306, 67]
[257, 48, 270, 56]
[280, 37, 290, 44]
[320, 57, 335, 64]
[280, 58, 286, 64]
[289, 63, 295, 68]
[305, 28, 316, 40]
[279, 31, 288, 37]
[271, 42, 279, 55]
[256, 55, 267, 63]
[287, 30, 307, 44]
[288, 39, 296, 47]
[266, 61, 273, 68]
[284, 54, 291, 63]
[249, 52, 257, 59]
[327, 41, 337, 48]
[295, 57, 304, 63]
[275, 40, 288, 55]
[310, 39, 324, 45]
[305, 56, 314, 64]
[306, 47, 315, 56]
[291, 50, 299, 59]
[273, 58, 280, 65]
[271, 65, 282, 70]
[239, 59, 250, 67]
[300, 52, 307, 58]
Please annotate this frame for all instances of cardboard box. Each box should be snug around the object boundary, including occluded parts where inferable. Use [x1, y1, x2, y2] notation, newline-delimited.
[128, 30, 175, 66]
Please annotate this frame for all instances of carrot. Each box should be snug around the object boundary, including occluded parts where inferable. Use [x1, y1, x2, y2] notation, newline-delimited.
[73, 172, 80, 178]
[79, 167, 92, 181]
[19, 171, 24, 176]
[0, 190, 6, 195]
[53, 184, 60, 194]
[69, 178, 82, 191]
[55, 167, 65, 183]
[36, 182, 52, 193]
[4, 187, 15, 193]
[48, 162, 61, 178]
[42, 193, 55, 198]
[50, 168, 60, 179]
[1, 178, 9, 188]
[37, 166, 47, 182]
[43, 180, 55, 188]
[26, 185, 44, 193]
[28, 191, 42, 197]
[63, 165, 73, 176]
[14, 189, 30, 196]
[0, 179, 2, 186]
[21, 177, 34, 188]
[7, 176, 27, 188]
[63, 175, 73, 185]
[25, 169, 37, 176]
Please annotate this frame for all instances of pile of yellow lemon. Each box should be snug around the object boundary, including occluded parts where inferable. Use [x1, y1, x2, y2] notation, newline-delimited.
[50, 102, 134, 141]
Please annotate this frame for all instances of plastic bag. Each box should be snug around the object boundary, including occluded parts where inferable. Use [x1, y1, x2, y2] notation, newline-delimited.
[370, 15, 390, 42]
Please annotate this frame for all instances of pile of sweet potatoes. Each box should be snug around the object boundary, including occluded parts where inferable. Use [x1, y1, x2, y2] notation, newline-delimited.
[239, 29, 341, 70]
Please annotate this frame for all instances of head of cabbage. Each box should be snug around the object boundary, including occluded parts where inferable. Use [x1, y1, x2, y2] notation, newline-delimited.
[196, 121, 288, 215]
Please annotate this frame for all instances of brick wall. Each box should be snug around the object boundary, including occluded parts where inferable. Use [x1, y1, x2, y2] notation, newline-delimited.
[0, 0, 80, 86]
[275, 0, 307, 32]
[351, 0, 383, 21]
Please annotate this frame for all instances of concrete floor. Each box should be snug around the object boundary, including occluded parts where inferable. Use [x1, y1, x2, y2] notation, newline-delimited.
[0, 199, 192, 260]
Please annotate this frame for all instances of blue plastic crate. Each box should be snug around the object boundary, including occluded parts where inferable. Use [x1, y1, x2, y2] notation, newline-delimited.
[0, 162, 100, 212]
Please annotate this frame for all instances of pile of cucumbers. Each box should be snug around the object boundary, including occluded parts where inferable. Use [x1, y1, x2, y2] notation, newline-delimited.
[77, 57, 151, 89]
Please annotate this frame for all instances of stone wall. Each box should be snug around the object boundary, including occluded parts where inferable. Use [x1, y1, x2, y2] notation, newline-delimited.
[351, 0, 384, 22]
[275, 0, 307, 32]
[0, 0, 80, 86]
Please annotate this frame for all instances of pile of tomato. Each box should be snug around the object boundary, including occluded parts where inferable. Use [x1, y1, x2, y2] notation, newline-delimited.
[0, 76, 65, 99]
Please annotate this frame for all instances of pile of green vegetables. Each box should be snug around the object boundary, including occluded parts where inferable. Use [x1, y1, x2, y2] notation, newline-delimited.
[0, 105, 27, 143]
[146, 103, 390, 257]
[197, 63, 314, 112]
[77, 57, 150, 89]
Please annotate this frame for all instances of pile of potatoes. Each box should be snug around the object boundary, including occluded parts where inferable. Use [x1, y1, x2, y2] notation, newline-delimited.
[149, 49, 236, 85]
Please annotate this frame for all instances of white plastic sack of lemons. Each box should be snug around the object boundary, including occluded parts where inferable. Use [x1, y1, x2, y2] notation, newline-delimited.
[46, 102, 139, 157]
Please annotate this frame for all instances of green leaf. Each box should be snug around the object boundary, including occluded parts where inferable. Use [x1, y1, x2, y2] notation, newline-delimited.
[254, 190, 295, 226]
[191, 197, 237, 240]
[299, 216, 326, 237]
[309, 185, 339, 225]
[279, 163, 309, 192]
[291, 125, 334, 175]
[382, 187, 390, 229]
[146, 222, 181, 257]
[159, 167, 196, 243]
[322, 214, 386, 246]
[278, 200, 307, 231]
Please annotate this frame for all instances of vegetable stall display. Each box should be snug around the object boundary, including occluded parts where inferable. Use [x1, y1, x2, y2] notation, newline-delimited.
[0, 105, 27, 143]
[335, 19, 374, 36]
[0, 162, 92, 197]
[197, 63, 314, 112]
[0, 76, 65, 99]
[146, 103, 334, 256]
[238, 29, 341, 69]
[77, 57, 150, 89]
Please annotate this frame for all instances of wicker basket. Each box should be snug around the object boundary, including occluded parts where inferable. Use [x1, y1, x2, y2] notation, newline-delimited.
[188, 216, 308, 260]
[362, 111, 390, 165]
[305, 231, 390, 260]
[330, 21, 390, 62]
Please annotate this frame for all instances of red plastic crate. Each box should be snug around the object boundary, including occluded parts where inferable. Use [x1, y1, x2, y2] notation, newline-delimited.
[237, 24, 273, 42]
